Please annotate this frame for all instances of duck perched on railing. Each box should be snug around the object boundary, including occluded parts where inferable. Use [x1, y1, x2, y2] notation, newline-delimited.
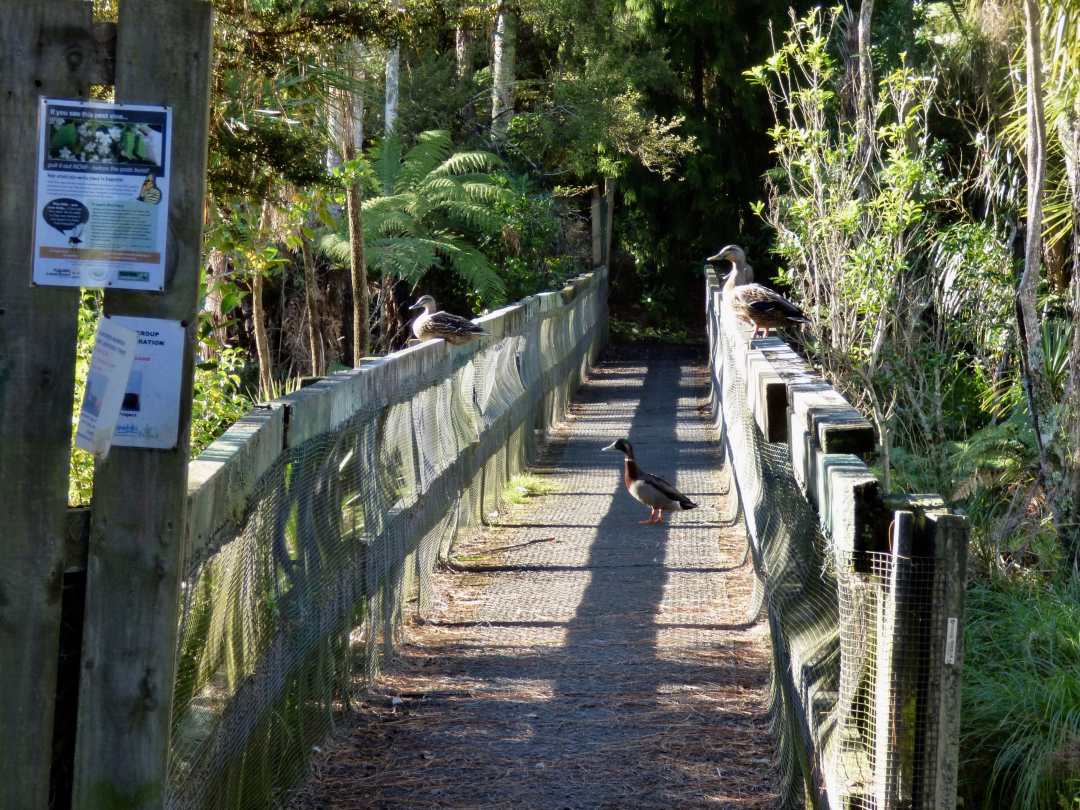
[602, 438, 698, 524]
[409, 294, 489, 345]
[708, 244, 809, 338]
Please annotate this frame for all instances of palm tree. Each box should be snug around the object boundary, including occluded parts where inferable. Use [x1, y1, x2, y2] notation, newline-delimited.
[320, 130, 509, 346]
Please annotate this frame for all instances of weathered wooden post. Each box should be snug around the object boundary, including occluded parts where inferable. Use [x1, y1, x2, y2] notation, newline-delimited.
[922, 512, 969, 809]
[71, 2, 212, 808]
[874, 511, 916, 809]
[590, 185, 604, 267]
[0, 3, 111, 807]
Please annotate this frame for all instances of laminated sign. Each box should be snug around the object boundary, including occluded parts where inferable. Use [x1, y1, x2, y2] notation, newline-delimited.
[32, 97, 172, 290]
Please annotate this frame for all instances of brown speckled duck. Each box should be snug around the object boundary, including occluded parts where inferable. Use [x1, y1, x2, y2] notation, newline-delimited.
[602, 438, 698, 524]
[409, 295, 488, 345]
[711, 244, 809, 338]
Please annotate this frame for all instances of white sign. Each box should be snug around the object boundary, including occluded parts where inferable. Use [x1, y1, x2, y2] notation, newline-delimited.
[32, 97, 172, 290]
[945, 617, 958, 665]
[75, 318, 138, 458]
[109, 316, 186, 449]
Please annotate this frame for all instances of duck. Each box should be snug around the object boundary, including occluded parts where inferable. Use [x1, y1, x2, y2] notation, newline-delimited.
[409, 295, 489, 345]
[601, 438, 698, 524]
[710, 244, 809, 338]
[706, 246, 754, 284]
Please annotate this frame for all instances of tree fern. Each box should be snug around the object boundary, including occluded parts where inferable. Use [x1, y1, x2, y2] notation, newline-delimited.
[319, 129, 509, 306]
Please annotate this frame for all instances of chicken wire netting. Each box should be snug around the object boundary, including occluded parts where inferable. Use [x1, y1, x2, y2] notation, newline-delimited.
[164, 276, 607, 810]
[706, 280, 946, 810]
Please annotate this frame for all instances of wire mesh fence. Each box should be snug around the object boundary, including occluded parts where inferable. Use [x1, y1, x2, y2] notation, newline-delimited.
[165, 270, 607, 810]
[705, 267, 968, 810]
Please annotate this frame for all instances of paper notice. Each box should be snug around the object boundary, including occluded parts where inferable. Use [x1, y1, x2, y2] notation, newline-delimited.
[75, 318, 138, 458]
[110, 316, 185, 449]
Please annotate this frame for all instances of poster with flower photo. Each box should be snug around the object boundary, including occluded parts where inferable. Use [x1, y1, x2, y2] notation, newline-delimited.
[32, 98, 172, 290]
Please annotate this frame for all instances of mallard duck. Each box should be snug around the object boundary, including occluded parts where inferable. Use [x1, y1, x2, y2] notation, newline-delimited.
[409, 295, 488, 345]
[602, 438, 698, 524]
[712, 244, 808, 338]
[706, 245, 754, 284]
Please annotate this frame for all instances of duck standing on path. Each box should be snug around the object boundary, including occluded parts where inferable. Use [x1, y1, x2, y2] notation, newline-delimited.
[709, 244, 809, 338]
[602, 438, 698, 524]
[409, 294, 489, 345]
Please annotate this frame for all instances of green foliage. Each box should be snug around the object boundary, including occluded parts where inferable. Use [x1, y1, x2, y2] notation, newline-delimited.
[191, 349, 254, 455]
[69, 291, 102, 506]
[486, 174, 584, 301]
[321, 130, 510, 305]
[962, 578, 1080, 809]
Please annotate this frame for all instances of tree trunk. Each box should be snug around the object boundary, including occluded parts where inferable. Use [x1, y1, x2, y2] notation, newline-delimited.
[1020, 0, 1048, 398]
[1019, 0, 1062, 541]
[1061, 110, 1080, 565]
[300, 234, 323, 376]
[491, 1, 516, 139]
[327, 88, 344, 171]
[202, 248, 230, 360]
[252, 198, 275, 397]
[856, 0, 876, 175]
[455, 22, 472, 80]
[343, 62, 369, 363]
[385, 46, 400, 135]
[604, 178, 615, 266]
[385, 0, 402, 136]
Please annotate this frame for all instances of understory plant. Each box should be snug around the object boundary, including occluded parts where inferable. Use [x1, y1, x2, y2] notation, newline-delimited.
[747, 7, 1013, 490]
[962, 578, 1080, 809]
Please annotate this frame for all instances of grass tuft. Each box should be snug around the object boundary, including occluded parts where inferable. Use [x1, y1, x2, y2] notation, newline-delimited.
[961, 578, 1080, 809]
[502, 474, 555, 505]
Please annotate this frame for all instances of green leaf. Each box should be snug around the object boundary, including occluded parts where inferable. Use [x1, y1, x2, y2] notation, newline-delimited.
[50, 121, 78, 153]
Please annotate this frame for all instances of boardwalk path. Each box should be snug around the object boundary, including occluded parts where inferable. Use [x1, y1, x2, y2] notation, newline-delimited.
[290, 347, 778, 809]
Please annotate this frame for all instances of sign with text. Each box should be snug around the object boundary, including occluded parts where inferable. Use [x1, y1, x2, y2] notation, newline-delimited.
[75, 318, 138, 458]
[32, 98, 172, 290]
[107, 316, 186, 449]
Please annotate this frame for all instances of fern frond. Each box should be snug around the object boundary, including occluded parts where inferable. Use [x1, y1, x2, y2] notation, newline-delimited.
[429, 234, 507, 304]
[370, 135, 403, 193]
[365, 237, 440, 284]
[397, 131, 453, 192]
[429, 150, 503, 177]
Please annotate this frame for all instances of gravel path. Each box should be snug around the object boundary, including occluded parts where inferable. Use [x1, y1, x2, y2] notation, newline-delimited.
[288, 347, 778, 809]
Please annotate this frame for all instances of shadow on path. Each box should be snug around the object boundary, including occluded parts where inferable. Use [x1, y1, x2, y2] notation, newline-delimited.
[288, 347, 777, 810]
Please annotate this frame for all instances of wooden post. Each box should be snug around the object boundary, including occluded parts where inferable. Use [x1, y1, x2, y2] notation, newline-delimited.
[603, 178, 615, 266]
[922, 512, 969, 809]
[590, 185, 603, 268]
[874, 510, 915, 809]
[71, 2, 213, 808]
[0, 3, 101, 807]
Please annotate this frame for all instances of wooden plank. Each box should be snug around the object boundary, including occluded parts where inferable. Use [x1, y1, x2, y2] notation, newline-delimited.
[185, 403, 287, 562]
[0, 3, 97, 807]
[72, 3, 213, 809]
[789, 379, 876, 457]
